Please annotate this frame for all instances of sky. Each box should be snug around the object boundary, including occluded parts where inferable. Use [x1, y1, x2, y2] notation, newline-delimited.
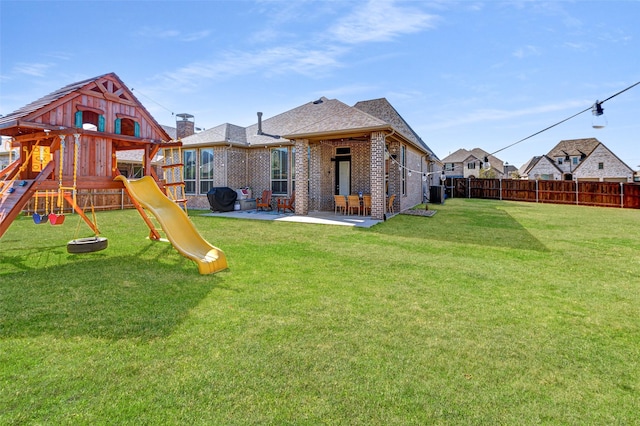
[1, 0, 639, 169]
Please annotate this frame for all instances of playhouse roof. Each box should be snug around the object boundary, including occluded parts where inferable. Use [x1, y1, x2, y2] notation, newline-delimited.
[0, 72, 171, 142]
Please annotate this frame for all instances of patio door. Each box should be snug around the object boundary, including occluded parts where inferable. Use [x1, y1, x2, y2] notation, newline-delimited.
[335, 157, 351, 196]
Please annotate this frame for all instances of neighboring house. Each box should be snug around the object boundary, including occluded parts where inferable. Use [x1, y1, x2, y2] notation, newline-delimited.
[518, 155, 562, 180]
[522, 138, 634, 182]
[178, 97, 440, 219]
[115, 124, 177, 178]
[503, 163, 518, 178]
[0, 136, 19, 170]
[441, 148, 505, 179]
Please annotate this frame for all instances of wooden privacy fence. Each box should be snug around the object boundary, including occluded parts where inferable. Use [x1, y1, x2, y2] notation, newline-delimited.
[450, 178, 640, 209]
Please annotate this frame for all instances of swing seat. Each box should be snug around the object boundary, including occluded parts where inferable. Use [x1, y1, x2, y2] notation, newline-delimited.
[49, 213, 65, 225]
[67, 236, 108, 254]
[32, 212, 49, 224]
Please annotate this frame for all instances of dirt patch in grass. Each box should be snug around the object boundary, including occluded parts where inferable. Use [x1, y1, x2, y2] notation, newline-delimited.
[400, 209, 437, 217]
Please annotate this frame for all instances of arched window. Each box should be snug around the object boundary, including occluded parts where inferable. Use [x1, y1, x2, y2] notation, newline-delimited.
[74, 107, 105, 132]
[114, 117, 140, 137]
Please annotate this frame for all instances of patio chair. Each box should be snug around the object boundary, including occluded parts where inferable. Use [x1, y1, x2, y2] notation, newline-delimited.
[334, 195, 347, 215]
[256, 190, 272, 211]
[277, 191, 295, 213]
[347, 195, 361, 216]
[362, 194, 371, 216]
[387, 194, 396, 214]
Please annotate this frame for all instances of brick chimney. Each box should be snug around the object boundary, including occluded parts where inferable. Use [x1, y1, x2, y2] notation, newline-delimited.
[176, 113, 195, 139]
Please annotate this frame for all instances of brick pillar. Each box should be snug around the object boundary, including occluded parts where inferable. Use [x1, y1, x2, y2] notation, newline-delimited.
[294, 139, 309, 215]
[370, 132, 385, 220]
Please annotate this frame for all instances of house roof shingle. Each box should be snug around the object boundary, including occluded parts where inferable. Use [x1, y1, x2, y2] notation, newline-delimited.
[547, 138, 600, 159]
[353, 98, 438, 159]
[179, 97, 436, 157]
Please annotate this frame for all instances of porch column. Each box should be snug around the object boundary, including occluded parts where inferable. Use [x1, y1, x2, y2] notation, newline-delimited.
[370, 131, 385, 220]
[294, 138, 309, 215]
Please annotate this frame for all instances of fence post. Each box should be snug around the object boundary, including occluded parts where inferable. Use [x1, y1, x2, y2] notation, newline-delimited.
[468, 178, 471, 198]
[575, 178, 579, 205]
[535, 179, 539, 203]
[620, 182, 624, 208]
[499, 178, 502, 200]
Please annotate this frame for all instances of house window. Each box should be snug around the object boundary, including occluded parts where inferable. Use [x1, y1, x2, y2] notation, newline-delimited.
[115, 118, 140, 137]
[132, 165, 143, 178]
[183, 149, 196, 194]
[557, 158, 563, 165]
[598, 162, 604, 170]
[572, 157, 579, 165]
[199, 148, 214, 194]
[445, 163, 454, 172]
[467, 162, 476, 169]
[271, 147, 289, 195]
[401, 145, 407, 195]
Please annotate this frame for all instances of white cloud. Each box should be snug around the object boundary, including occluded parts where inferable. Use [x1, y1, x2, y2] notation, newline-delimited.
[428, 100, 588, 131]
[513, 45, 541, 59]
[137, 27, 210, 42]
[13, 63, 54, 77]
[328, 0, 438, 44]
[159, 45, 347, 91]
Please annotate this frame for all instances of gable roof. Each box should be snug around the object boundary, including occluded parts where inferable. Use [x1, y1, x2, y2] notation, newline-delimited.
[547, 138, 600, 159]
[278, 97, 387, 140]
[353, 98, 438, 159]
[183, 97, 434, 156]
[0, 72, 171, 141]
[518, 156, 541, 175]
[572, 141, 634, 174]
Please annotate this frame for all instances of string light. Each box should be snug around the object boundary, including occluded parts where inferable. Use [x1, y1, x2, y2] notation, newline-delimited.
[488, 80, 640, 158]
[385, 146, 444, 180]
[130, 87, 175, 116]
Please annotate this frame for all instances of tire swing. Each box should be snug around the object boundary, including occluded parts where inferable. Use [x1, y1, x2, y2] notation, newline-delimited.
[67, 190, 108, 254]
[67, 236, 108, 254]
[64, 135, 108, 254]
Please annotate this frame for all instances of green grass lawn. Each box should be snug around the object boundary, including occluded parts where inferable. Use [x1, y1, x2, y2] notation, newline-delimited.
[1, 199, 639, 425]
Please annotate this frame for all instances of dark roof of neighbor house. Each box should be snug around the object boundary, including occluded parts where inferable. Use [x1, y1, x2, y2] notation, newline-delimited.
[518, 156, 541, 175]
[547, 138, 600, 159]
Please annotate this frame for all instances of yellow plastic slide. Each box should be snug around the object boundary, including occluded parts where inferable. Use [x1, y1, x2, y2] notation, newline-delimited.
[115, 175, 228, 274]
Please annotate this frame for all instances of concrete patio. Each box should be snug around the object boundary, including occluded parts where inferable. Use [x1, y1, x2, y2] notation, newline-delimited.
[200, 209, 385, 228]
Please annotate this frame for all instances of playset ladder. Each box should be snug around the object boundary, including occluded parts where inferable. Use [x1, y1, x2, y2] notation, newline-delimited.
[161, 145, 188, 213]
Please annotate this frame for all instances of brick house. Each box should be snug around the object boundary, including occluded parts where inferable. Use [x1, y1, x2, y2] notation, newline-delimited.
[179, 97, 439, 220]
[441, 148, 505, 179]
[521, 138, 634, 182]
